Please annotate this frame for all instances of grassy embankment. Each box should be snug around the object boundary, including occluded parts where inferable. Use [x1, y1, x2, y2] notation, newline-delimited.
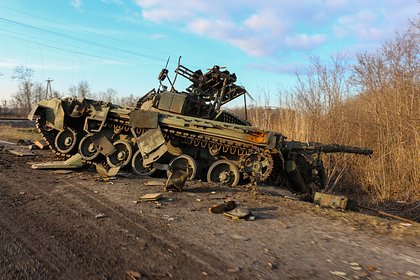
[0, 125, 42, 143]
[232, 23, 419, 219]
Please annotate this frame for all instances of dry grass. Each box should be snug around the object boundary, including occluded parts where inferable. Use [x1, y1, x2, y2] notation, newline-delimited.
[239, 22, 419, 204]
[0, 125, 42, 143]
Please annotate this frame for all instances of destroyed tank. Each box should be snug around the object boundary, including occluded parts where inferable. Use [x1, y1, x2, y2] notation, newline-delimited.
[29, 63, 373, 193]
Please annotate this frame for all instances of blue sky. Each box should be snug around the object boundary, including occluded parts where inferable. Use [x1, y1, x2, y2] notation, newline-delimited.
[0, 0, 417, 106]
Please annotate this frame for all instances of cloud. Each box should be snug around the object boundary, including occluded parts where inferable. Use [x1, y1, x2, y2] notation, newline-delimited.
[133, 0, 419, 56]
[246, 62, 307, 75]
[186, 16, 285, 56]
[332, 3, 418, 41]
[285, 34, 327, 50]
[71, 0, 82, 11]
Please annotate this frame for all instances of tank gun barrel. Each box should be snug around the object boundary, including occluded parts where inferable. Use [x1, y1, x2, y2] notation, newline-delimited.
[285, 141, 373, 156]
[29, 61, 374, 196]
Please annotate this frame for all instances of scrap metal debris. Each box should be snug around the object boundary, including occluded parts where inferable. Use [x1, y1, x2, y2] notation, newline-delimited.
[165, 170, 188, 192]
[34, 140, 48, 150]
[224, 207, 253, 220]
[313, 192, 357, 210]
[139, 193, 162, 201]
[314, 192, 416, 223]
[31, 153, 83, 169]
[95, 164, 120, 181]
[8, 149, 37, 157]
[145, 180, 166, 186]
[209, 200, 236, 214]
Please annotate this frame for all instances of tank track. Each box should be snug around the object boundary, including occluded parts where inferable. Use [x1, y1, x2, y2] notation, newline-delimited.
[107, 116, 275, 181]
[35, 117, 70, 158]
[36, 115, 275, 181]
[35, 117, 107, 168]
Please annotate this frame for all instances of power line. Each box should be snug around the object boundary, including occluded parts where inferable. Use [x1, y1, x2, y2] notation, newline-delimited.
[0, 3, 171, 57]
[0, 5, 215, 72]
[0, 7, 211, 77]
[0, 16, 163, 62]
[0, 30, 154, 66]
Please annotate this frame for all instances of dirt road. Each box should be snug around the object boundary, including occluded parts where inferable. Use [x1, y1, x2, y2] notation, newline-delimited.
[0, 149, 419, 279]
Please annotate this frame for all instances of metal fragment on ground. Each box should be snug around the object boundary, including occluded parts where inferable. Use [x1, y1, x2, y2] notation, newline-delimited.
[8, 149, 37, 157]
[313, 192, 356, 210]
[145, 180, 165, 186]
[139, 193, 162, 201]
[95, 164, 120, 178]
[165, 170, 188, 192]
[31, 154, 83, 169]
[209, 201, 236, 214]
[34, 140, 48, 150]
[223, 207, 251, 219]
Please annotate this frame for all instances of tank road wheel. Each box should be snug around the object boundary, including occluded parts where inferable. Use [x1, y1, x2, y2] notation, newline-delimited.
[168, 154, 198, 179]
[131, 150, 156, 176]
[55, 128, 77, 154]
[243, 152, 274, 182]
[207, 160, 240, 187]
[78, 134, 100, 161]
[106, 140, 133, 168]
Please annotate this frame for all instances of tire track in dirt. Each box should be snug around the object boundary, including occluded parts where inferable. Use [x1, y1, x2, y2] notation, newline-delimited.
[0, 189, 89, 279]
[61, 180, 242, 279]
[0, 174, 151, 279]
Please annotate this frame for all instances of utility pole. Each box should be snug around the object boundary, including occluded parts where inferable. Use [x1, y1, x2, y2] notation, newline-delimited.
[243, 92, 248, 121]
[46, 78, 53, 99]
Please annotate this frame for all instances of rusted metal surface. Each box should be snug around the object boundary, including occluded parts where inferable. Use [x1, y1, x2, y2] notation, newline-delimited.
[92, 133, 115, 156]
[30, 62, 373, 194]
[313, 192, 350, 209]
[129, 110, 158, 128]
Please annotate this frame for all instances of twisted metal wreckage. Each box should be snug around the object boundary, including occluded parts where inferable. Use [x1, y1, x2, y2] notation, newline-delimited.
[29, 61, 373, 194]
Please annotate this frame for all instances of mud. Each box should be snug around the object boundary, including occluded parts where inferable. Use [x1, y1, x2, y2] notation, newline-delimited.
[0, 149, 419, 279]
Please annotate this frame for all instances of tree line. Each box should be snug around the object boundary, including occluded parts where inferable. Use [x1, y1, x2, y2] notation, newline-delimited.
[236, 20, 419, 208]
[0, 69, 139, 117]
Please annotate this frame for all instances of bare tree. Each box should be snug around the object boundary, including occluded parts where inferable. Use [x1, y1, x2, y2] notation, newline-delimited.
[32, 82, 45, 104]
[0, 99, 10, 116]
[98, 88, 117, 103]
[11, 66, 34, 113]
[77, 80, 90, 98]
[69, 85, 77, 97]
[52, 90, 63, 98]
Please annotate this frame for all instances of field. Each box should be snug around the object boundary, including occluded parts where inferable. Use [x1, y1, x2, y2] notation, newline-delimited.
[0, 122, 419, 279]
[0, 125, 41, 143]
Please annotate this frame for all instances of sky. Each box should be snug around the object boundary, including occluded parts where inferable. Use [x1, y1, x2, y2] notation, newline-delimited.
[0, 0, 418, 106]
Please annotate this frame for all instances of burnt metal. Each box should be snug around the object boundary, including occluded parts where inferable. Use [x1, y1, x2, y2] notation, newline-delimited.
[29, 62, 373, 194]
[129, 110, 158, 128]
